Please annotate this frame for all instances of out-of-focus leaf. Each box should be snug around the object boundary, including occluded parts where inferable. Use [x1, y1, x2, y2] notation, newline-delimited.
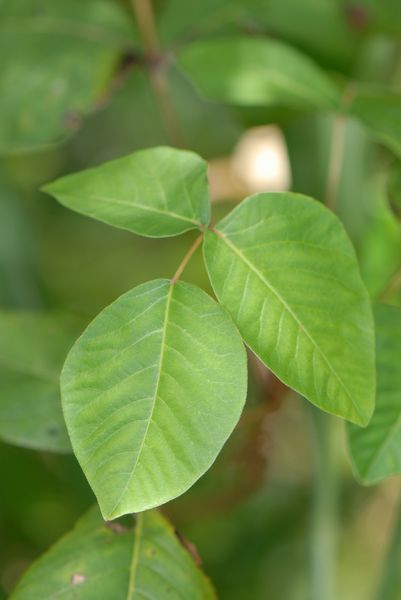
[69, 66, 244, 165]
[160, 0, 361, 72]
[348, 89, 401, 159]
[359, 174, 401, 299]
[178, 35, 340, 111]
[0, 177, 42, 307]
[11, 506, 215, 599]
[388, 163, 401, 220]
[0, 0, 135, 154]
[43, 147, 210, 238]
[0, 311, 85, 453]
[61, 280, 247, 519]
[248, 0, 361, 70]
[1, 0, 135, 47]
[158, 0, 248, 43]
[361, 0, 401, 35]
[203, 192, 375, 425]
[348, 305, 401, 483]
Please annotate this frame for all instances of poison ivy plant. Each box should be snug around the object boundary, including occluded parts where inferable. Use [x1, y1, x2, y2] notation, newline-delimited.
[0, 311, 85, 452]
[0, 0, 135, 153]
[348, 304, 401, 483]
[42, 145, 376, 518]
[5, 0, 401, 597]
[10, 506, 215, 599]
[177, 35, 340, 111]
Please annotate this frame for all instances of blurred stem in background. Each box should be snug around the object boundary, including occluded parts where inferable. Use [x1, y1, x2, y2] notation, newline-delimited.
[308, 107, 347, 599]
[309, 409, 338, 600]
[324, 114, 346, 212]
[130, 0, 185, 146]
[380, 265, 401, 303]
[374, 490, 401, 599]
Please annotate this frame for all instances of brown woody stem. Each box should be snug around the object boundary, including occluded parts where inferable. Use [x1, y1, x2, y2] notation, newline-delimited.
[130, 0, 185, 146]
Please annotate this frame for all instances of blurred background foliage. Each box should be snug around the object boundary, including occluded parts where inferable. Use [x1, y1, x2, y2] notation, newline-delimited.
[1, 0, 401, 598]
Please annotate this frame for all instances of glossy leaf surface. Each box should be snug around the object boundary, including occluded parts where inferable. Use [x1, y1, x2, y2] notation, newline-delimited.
[178, 35, 340, 110]
[0, 311, 85, 452]
[348, 305, 401, 483]
[61, 279, 247, 519]
[204, 192, 375, 425]
[11, 506, 215, 599]
[43, 147, 210, 237]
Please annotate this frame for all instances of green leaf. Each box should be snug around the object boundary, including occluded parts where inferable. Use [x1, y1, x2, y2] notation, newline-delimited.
[388, 163, 401, 220]
[61, 279, 247, 519]
[158, 0, 248, 43]
[348, 89, 401, 159]
[43, 147, 210, 237]
[0, 311, 85, 453]
[0, 0, 135, 154]
[11, 506, 215, 599]
[177, 35, 340, 111]
[1, 0, 135, 48]
[348, 304, 401, 483]
[358, 173, 401, 299]
[246, 0, 359, 69]
[203, 192, 375, 425]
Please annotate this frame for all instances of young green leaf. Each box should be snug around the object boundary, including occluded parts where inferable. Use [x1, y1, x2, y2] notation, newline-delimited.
[203, 192, 375, 425]
[348, 90, 401, 160]
[177, 35, 340, 111]
[43, 147, 210, 237]
[0, 0, 135, 153]
[348, 305, 401, 483]
[61, 279, 247, 519]
[10, 506, 215, 599]
[0, 311, 85, 453]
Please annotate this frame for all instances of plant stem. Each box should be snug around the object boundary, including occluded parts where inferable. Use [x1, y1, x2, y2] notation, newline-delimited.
[171, 234, 203, 284]
[374, 491, 401, 600]
[309, 408, 338, 600]
[130, 0, 184, 146]
[379, 264, 401, 302]
[325, 114, 346, 211]
[130, 0, 159, 58]
[308, 101, 348, 598]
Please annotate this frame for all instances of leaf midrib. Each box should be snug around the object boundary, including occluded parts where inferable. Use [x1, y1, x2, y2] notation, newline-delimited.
[54, 191, 202, 227]
[108, 284, 174, 518]
[214, 228, 361, 420]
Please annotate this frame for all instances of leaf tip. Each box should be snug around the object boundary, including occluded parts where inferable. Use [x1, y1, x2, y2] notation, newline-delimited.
[40, 181, 55, 196]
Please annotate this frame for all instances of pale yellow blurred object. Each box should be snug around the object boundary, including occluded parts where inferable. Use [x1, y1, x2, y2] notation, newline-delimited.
[209, 125, 292, 202]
